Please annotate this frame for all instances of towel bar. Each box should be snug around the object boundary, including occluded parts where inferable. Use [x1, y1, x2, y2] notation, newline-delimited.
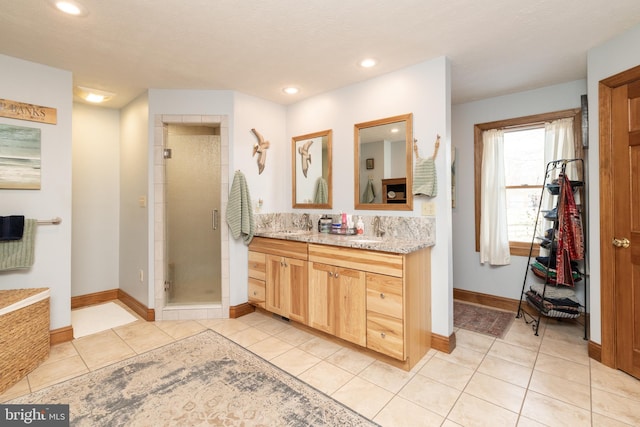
[37, 217, 62, 225]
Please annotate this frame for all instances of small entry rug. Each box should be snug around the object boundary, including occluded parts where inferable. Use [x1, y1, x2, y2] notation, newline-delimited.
[9, 330, 377, 426]
[454, 300, 515, 338]
[71, 301, 138, 338]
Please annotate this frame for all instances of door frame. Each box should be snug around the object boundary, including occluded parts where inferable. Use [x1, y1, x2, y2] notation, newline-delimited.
[599, 64, 640, 367]
[152, 115, 230, 320]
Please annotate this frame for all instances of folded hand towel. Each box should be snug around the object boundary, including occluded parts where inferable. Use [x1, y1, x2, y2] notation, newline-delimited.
[226, 171, 254, 244]
[0, 215, 25, 241]
[412, 157, 438, 197]
[0, 218, 36, 270]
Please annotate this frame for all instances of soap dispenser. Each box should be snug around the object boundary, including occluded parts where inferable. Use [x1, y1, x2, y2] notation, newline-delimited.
[356, 216, 364, 235]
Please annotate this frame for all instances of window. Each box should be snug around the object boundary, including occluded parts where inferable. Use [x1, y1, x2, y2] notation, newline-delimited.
[503, 127, 545, 244]
[474, 109, 582, 257]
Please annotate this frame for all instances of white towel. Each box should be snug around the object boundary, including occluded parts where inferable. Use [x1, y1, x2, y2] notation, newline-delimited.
[226, 171, 254, 244]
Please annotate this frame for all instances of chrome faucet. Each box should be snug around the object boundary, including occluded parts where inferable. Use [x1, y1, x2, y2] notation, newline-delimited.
[373, 216, 385, 237]
[300, 213, 312, 231]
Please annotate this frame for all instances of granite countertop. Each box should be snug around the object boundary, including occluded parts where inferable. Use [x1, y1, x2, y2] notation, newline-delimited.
[253, 229, 433, 254]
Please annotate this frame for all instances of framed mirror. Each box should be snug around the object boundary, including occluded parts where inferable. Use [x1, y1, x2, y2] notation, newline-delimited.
[292, 129, 332, 209]
[354, 113, 413, 211]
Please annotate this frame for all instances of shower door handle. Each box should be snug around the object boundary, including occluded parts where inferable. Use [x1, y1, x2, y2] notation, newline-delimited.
[212, 209, 219, 230]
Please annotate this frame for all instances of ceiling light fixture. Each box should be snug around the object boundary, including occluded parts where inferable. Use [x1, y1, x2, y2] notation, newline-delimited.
[52, 0, 88, 16]
[283, 87, 299, 95]
[359, 58, 377, 68]
[74, 86, 115, 103]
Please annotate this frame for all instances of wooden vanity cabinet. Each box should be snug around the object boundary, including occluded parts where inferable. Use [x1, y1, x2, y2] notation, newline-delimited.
[308, 243, 431, 369]
[308, 262, 366, 346]
[248, 237, 309, 324]
[248, 251, 266, 308]
[249, 237, 431, 371]
[366, 273, 404, 359]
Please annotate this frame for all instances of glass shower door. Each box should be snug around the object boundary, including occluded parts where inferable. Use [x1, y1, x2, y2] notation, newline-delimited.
[165, 129, 221, 305]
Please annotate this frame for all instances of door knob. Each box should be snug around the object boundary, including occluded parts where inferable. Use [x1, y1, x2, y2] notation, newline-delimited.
[612, 237, 630, 248]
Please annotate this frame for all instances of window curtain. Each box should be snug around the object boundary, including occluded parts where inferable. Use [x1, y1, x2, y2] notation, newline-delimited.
[542, 118, 576, 211]
[480, 129, 511, 265]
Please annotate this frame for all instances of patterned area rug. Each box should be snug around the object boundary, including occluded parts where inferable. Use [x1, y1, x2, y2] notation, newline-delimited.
[10, 330, 377, 426]
[454, 301, 515, 338]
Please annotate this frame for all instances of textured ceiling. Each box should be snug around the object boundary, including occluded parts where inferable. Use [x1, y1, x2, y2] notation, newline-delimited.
[1, 0, 640, 109]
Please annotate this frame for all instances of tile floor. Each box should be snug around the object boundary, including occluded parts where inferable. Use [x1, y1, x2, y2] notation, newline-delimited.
[2, 302, 640, 426]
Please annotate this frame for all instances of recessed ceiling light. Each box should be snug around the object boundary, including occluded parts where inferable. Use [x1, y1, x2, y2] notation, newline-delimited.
[390, 128, 399, 133]
[283, 87, 299, 95]
[74, 86, 115, 103]
[52, 1, 87, 16]
[359, 58, 377, 68]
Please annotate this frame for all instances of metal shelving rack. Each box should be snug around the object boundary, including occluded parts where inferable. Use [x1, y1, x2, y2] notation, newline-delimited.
[516, 158, 587, 339]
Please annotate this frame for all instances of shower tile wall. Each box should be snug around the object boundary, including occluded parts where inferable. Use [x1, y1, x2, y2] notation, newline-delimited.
[153, 114, 230, 320]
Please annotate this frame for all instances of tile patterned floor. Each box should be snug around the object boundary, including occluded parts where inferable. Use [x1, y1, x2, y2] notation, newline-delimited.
[2, 302, 640, 426]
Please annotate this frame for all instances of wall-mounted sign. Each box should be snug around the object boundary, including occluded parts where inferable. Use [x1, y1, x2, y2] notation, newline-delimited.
[0, 98, 57, 125]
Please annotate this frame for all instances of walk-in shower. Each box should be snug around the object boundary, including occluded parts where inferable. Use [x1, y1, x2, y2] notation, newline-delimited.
[164, 124, 221, 305]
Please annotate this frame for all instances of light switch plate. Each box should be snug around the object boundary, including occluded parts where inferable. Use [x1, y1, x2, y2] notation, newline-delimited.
[421, 201, 436, 216]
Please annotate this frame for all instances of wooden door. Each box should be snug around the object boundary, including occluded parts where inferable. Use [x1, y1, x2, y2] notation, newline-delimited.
[612, 80, 640, 379]
[287, 258, 308, 324]
[334, 267, 366, 346]
[308, 262, 334, 334]
[265, 255, 286, 316]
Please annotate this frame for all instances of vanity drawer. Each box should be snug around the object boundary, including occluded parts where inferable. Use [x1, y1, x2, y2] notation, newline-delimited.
[308, 243, 402, 277]
[248, 251, 266, 280]
[366, 273, 402, 318]
[248, 278, 265, 307]
[366, 312, 404, 360]
[249, 237, 308, 260]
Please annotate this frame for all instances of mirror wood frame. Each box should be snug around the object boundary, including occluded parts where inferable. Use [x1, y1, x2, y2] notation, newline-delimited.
[354, 113, 413, 211]
[292, 129, 333, 209]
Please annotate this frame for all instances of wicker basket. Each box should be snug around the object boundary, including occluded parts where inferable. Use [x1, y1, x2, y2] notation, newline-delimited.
[0, 288, 50, 394]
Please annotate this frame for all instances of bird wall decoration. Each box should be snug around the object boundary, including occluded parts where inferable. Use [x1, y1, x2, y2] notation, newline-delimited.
[251, 128, 270, 174]
[298, 139, 313, 178]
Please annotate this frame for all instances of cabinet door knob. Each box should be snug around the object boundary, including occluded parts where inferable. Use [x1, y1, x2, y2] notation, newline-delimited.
[380, 293, 385, 299]
[380, 332, 386, 339]
[334, 272, 339, 278]
[253, 291, 257, 296]
[280, 261, 284, 267]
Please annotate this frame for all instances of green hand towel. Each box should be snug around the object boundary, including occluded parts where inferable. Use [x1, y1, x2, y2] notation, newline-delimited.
[413, 157, 437, 197]
[226, 171, 254, 244]
[313, 177, 328, 204]
[0, 219, 36, 270]
[362, 179, 375, 203]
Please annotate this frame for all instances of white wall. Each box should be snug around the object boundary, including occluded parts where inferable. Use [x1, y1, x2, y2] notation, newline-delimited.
[0, 54, 72, 330]
[231, 92, 287, 305]
[451, 80, 587, 303]
[120, 92, 150, 305]
[586, 23, 640, 344]
[286, 57, 454, 337]
[146, 90, 286, 307]
[71, 103, 120, 296]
